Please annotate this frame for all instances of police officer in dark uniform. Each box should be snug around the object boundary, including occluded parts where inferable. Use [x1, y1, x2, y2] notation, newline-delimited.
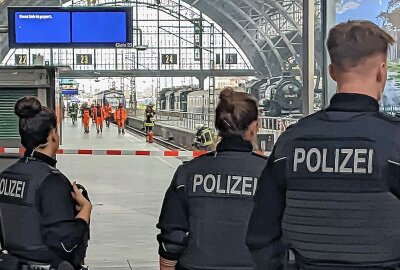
[156, 87, 267, 270]
[0, 97, 92, 270]
[246, 21, 400, 270]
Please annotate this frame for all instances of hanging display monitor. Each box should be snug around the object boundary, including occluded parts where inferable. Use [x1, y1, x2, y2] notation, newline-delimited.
[8, 7, 133, 48]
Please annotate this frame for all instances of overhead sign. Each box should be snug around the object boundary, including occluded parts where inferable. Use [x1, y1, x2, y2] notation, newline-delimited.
[8, 7, 133, 48]
[225, 53, 238, 64]
[161, 54, 177, 65]
[15, 54, 27, 65]
[76, 54, 93, 65]
[62, 89, 79, 95]
[193, 18, 202, 61]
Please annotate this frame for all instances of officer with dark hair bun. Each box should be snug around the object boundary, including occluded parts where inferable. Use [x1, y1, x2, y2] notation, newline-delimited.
[156, 87, 267, 270]
[0, 97, 92, 270]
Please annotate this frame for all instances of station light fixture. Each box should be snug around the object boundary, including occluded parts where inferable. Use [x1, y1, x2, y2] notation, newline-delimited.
[134, 45, 149, 51]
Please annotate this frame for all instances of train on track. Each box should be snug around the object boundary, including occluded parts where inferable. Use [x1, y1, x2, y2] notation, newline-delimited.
[158, 74, 304, 117]
[158, 86, 245, 114]
[246, 74, 303, 116]
[93, 89, 126, 109]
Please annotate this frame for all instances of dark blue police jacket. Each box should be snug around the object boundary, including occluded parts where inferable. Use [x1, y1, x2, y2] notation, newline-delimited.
[247, 93, 400, 270]
[157, 136, 268, 270]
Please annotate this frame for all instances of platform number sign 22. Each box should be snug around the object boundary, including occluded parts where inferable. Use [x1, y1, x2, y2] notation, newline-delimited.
[15, 54, 27, 65]
[76, 54, 93, 65]
[162, 54, 177, 65]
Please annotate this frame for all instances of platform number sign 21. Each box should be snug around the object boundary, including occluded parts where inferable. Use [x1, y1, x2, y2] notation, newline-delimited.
[15, 54, 27, 65]
[76, 54, 93, 65]
[162, 54, 177, 65]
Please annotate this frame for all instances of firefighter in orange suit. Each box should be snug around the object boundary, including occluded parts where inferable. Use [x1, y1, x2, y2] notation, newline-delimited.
[105, 102, 112, 128]
[115, 103, 127, 134]
[82, 104, 91, 134]
[94, 104, 106, 133]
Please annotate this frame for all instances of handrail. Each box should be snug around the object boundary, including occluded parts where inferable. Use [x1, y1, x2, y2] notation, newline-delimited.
[129, 109, 299, 135]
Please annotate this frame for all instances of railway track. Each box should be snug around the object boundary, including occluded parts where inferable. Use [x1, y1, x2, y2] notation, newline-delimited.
[124, 124, 187, 151]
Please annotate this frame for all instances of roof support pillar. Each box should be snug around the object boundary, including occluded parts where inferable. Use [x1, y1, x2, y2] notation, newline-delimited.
[302, 0, 315, 116]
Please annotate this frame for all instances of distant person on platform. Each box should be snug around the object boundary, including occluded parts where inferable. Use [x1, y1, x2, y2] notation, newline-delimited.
[69, 103, 78, 125]
[144, 104, 156, 136]
[0, 97, 91, 270]
[94, 104, 106, 134]
[115, 102, 127, 135]
[82, 104, 91, 134]
[246, 20, 400, 270]
[105, 102, 112, 128]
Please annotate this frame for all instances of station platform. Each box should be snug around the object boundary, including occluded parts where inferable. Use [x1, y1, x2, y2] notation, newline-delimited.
[58, 118, 182, 269]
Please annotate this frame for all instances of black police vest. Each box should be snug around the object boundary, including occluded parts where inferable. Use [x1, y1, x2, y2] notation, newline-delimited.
[177, 151, 267, 270]
[282, 134, 400, 267]
[0, 157, 57, 261]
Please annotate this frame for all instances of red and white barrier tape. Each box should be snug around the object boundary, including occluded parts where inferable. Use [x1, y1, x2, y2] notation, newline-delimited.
[0, 147, 208, 157]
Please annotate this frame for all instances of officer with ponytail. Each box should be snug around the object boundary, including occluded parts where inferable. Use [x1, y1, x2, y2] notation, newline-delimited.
[156, 87, 267, 270]
[0, 97, 92, 270]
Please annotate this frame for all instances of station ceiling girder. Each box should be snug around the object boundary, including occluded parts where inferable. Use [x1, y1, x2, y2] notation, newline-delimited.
[59, 69, 258, 78]
[181, 0, 304, 76]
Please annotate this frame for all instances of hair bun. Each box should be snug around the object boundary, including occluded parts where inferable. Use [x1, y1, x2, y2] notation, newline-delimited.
[219, 87, 234, 101]
[14, 96, 42, 119]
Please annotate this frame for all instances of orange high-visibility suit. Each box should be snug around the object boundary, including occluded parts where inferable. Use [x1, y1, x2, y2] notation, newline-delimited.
[94, 106, 106, 133]
[82, 108, 91, 133]
[114, 106, 127, 134]
[105, 104, 112, 128]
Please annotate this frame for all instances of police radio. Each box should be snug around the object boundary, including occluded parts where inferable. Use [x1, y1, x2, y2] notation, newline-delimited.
[76, 183, 90, 202]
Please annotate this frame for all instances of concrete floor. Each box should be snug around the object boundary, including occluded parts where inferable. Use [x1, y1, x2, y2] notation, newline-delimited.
[58, 118, 182, 269]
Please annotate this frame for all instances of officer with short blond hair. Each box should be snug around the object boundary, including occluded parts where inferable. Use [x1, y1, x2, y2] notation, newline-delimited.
[246, 20, 400, 270]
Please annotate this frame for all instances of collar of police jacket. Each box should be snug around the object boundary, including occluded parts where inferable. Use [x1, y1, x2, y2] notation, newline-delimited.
[216, 135, 253, 153]
[326, 93, 379, 112]
[23, 151, 57, 167]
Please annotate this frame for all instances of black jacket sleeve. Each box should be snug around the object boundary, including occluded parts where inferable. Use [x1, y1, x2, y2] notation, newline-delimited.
[246, 151, 287, 270]
[156, 167, 189, 261]
[36, 174, 89, 267]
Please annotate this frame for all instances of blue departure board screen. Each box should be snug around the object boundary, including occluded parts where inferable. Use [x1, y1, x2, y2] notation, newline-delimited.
[8, 7, 133, 48]
[72, 12, 127, 43]
[15, 12, 71, 43]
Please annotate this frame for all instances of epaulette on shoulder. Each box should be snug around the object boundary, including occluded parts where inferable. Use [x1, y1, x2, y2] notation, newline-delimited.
[182, 151, 215, 165]
[252, 151, 268, 160]
[285, 123, 295, 131]
[191, 151, 215, 160]
[377, 111, 400, 123]
[205, 151, 216, 156]
[50, 168, 61, 175]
